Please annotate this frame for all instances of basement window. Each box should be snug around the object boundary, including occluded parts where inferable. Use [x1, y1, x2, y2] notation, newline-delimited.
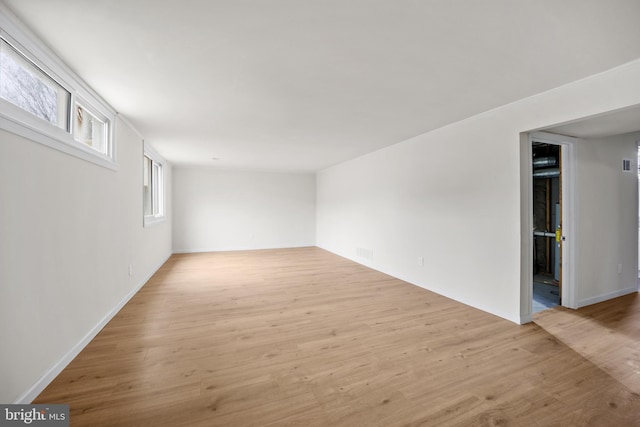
[0, 12, 116, 169]
[0, 38, 69, 130]
[73, 102, 108, 154]
[143, 143, 166, 226]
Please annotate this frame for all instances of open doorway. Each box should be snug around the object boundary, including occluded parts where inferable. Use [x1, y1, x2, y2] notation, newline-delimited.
[522, 109, 640, 323]
[527, 131, 576, 315]
[532, 142, 561, 312]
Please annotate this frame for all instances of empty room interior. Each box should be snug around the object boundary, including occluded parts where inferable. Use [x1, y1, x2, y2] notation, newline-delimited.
[2, 1, 640, 425]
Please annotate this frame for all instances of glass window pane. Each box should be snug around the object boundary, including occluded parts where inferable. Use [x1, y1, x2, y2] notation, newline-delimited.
[74, 104, 106, 153]
[152, 163, 162, 215]
[143, 156, 152, 216]
[0, 38, 69, 130]
[143, 147, 165, 225]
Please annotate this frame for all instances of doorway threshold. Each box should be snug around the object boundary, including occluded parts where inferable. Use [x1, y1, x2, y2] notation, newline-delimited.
[533, 279, 560, 313]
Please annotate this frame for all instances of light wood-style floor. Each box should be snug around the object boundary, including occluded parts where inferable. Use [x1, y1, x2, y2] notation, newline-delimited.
[35, 247, 640, 426]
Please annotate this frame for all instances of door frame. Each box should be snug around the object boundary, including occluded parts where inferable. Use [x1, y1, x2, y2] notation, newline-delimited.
[521, 131, 577, 323]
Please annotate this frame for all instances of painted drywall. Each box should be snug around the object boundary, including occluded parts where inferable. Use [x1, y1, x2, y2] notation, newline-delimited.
[575, 131, 639, 306]
[0, 117, 172, 403]
[172, 168, 315, 252]
[317, 59, 640, 324]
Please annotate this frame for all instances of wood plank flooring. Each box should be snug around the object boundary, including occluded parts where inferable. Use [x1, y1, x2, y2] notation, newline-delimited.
[34, 247, 640, 426]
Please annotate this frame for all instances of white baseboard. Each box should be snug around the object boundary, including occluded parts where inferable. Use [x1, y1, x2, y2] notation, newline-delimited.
[317, 244, 523, 325]
[173, 243, 315, 254]
[14, 254, 171, 404]
[519, 313, 533, 325]
[577, 286, 639, 308]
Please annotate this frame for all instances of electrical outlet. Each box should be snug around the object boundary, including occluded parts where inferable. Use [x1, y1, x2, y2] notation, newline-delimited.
[129, 264, 133, 276]
[418, 256, 424, 267]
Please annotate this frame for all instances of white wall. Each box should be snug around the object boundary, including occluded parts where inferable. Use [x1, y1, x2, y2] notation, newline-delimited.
[575, 131, 639, 306]
[172, 168, 315, 252]
[0, 117, 172, 403]
[317, 59, 640, 324]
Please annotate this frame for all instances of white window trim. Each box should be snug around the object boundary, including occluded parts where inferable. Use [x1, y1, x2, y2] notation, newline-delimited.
[0, 4, 117, 170]
[143, 142, 166, 227]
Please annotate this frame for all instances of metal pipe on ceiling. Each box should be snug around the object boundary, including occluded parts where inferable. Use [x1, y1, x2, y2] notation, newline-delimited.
[532, 156, 557, 168]
[533, 168, 560, 178]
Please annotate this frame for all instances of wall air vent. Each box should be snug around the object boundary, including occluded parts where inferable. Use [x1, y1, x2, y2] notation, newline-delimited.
[356, 247, 374, 262]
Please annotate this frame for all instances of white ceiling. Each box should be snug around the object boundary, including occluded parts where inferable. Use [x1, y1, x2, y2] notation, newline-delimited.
[4, 0, 640, 172]
[544, 105, 640, 139]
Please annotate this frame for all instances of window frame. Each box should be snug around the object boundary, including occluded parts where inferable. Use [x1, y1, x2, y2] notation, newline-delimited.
[72, 97, 112, 158]
[143, 142, 166, 227]
[0, 6, 117, 170]
[0, 37, 71, 131]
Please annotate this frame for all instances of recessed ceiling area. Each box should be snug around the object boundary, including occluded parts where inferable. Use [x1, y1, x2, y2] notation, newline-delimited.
[543, 104, 640, 139]
[4, 0, 640, 171]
